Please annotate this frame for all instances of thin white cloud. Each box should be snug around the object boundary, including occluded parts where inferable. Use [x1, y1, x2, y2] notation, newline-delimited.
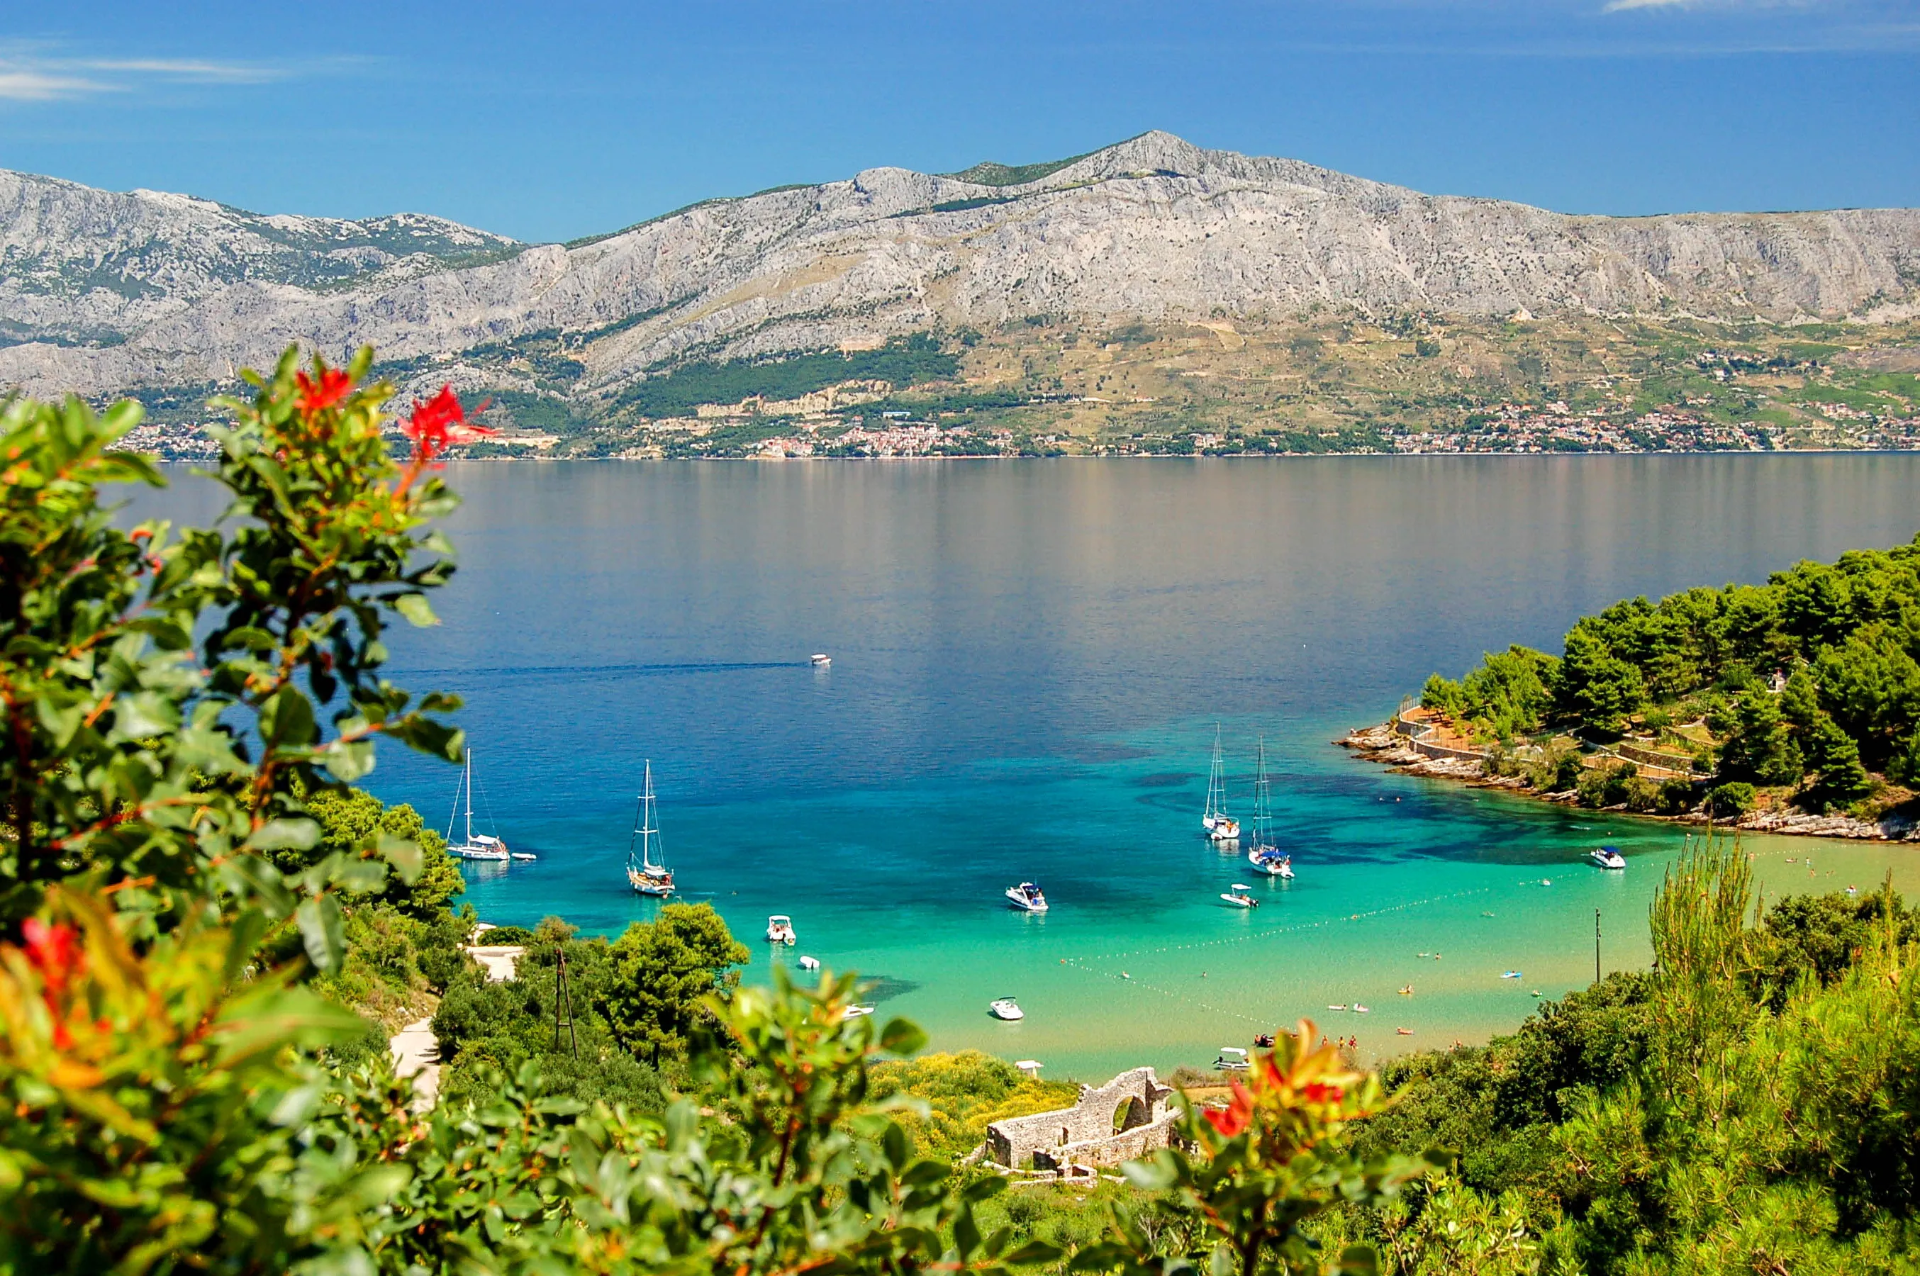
[0, 69, 110, 101]
[1603, 0, 1821, 10]
[0, 47, 282, 101]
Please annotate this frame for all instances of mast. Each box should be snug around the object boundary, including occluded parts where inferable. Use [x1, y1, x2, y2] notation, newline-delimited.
[446, 751, 468, 844]
[464, 748, 475, 845]
[1253, 736, 1271, 845]
[642, 760, 659, 872]
[1206, 724, 1224, 821]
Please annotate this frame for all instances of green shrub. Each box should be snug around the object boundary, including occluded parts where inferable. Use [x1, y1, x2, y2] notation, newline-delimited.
[1708, 781, 1757, 817]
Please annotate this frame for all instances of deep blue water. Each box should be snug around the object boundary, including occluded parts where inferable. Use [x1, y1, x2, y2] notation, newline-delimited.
[136, 456, 1920, 1078]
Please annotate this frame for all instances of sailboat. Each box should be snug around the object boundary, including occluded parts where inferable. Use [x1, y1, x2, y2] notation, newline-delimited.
[626, 761, 674, 897]
[445, 749, 525, 861]
[1202, 724, 1241, 841]
[1246, 737, 1293, 879]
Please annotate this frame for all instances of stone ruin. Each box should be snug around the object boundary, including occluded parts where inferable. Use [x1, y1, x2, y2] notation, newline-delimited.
[979, 1067, 1180, 1176]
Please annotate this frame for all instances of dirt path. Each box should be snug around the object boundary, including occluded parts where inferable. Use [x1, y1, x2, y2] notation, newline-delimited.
[389, 1016, 440, 1111]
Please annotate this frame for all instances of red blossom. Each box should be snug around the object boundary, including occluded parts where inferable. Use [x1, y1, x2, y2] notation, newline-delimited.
[1301, 1082, 1345, 1104]
[1203, 1079, 1255, 1138]
[294, 367, 355, 419]
[21, 918, 79, 998]
[404, 385, 493, 462]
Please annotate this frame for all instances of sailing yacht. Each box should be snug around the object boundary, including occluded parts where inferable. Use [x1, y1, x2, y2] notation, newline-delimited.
[1246, 737, 1293, 879]
[626, 761, 674, 896]
[445, 749, 521, 861]
[1202, 724, 1241, 841]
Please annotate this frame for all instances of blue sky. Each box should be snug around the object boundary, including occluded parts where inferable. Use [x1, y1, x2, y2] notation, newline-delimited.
[2, 0, 1916, 243]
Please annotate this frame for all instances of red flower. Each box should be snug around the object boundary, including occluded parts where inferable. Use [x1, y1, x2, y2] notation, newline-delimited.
[294, 367, 355, 419]
[1301, 1082, 1345, 1105]
[21, 918, 79, 998]
[1203, 1079, 1255, 1138]
[404, 385, 493, 462]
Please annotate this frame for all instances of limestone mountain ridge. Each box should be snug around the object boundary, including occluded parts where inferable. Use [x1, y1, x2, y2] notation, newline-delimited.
[2, 130, 1917, 403]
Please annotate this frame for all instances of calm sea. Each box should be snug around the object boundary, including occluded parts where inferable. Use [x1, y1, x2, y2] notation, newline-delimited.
[139, 456, 1920, 1079]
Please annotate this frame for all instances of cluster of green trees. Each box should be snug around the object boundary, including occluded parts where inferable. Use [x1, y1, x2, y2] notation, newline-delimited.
[615, 333, 961, 418]
[1422, 537, 1920, 813]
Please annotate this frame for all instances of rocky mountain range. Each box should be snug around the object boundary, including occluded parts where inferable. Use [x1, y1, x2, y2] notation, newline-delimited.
[2, 131, 1917, 405]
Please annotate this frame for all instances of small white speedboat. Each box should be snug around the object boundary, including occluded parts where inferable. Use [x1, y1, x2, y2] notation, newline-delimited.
[989, 997, 1024, 1021]
[798, 955, 821, 971]
[844, 1004, 875, 1018]
[810, 653, 832, 667]
[1005, 881, 1049, 912]
[767, 914, 797, 945]
[1249, 847, 1293, 879]
[509, 851, 538, 861]
[1214, 1046, 1250, 1071]
[1588, 846, 1627, 871]
[1220, 884, 1259, 908]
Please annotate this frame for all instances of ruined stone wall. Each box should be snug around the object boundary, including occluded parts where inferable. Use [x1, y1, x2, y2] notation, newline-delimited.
[985, 1067, 1178, 1170]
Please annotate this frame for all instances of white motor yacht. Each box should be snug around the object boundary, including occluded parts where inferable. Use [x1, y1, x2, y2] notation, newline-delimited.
[810, 653, 832, 667]
[1220, 883, 1259, 908]
[1005, 881, 1049, 912]
[989, 997, 1025, 1021]
[1588, 846, 1627, 870]
[767, 914, 797, 945]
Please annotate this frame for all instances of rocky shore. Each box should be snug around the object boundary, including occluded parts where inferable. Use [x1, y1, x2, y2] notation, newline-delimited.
[1338, 722, 1920, 844]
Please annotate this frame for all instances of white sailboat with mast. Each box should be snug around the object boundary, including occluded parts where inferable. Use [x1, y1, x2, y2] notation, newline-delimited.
[1202, 724, 1241, 841]
[1247, 736, 1292, 879]
[626, 761, 674, 897]
[446, 749, 527, 861]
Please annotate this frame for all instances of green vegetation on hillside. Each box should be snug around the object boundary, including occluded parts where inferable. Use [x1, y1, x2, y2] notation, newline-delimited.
[1420, 535, 1920, 819]
[614, 332, 960, 418]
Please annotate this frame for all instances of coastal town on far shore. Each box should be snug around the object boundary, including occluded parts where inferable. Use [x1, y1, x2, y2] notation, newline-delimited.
[124, 391, 1920, 462]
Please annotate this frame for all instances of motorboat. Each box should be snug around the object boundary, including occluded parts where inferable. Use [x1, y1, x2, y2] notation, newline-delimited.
[445, 749, 519, 861]
[1327, 1004, 1349, 1011]
[1246, 737, 1293, 877]
[844, 1004, 875, 1019]
[989, 997, 1024, 1021]
[1502, 971, 1522, 980]
[1588, 845, 1627, 871]
[625, 761, 673, 897]
[1202, 724, 1240, 841]
[798, 955, 821, 971]
[1220, 884, 1258, 908]
[1214, 1046, 1250, 1071]
[767, 915, 797, 945]
[810, 653, 832, 667]
[1005, 881, 1049, 912]
[1354, 1005, 1370, 1014]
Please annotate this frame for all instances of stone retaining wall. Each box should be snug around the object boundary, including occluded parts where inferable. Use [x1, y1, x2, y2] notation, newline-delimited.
[1616, 742, 1706, 774]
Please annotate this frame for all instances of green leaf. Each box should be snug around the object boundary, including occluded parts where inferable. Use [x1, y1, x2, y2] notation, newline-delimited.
[215, 988, 364, 1065]
[878, 1016, 927, 1055]
[1005, 1240, 1066, 1265]
[393, 593, 439, 628]
[248, 818, 321, 852]
[1121, 1158, 1178, 1191]
[323, 738, 376, 783]
[380, 832, 425, 885]
[259, 685, 317, 748]
[296, 895, 345, 971]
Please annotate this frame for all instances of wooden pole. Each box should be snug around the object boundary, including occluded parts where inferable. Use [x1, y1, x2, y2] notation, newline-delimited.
[555, 949, 579, 1058]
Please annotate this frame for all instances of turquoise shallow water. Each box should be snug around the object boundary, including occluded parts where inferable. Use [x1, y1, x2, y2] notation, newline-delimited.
[139, 456, 1920, 1080]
